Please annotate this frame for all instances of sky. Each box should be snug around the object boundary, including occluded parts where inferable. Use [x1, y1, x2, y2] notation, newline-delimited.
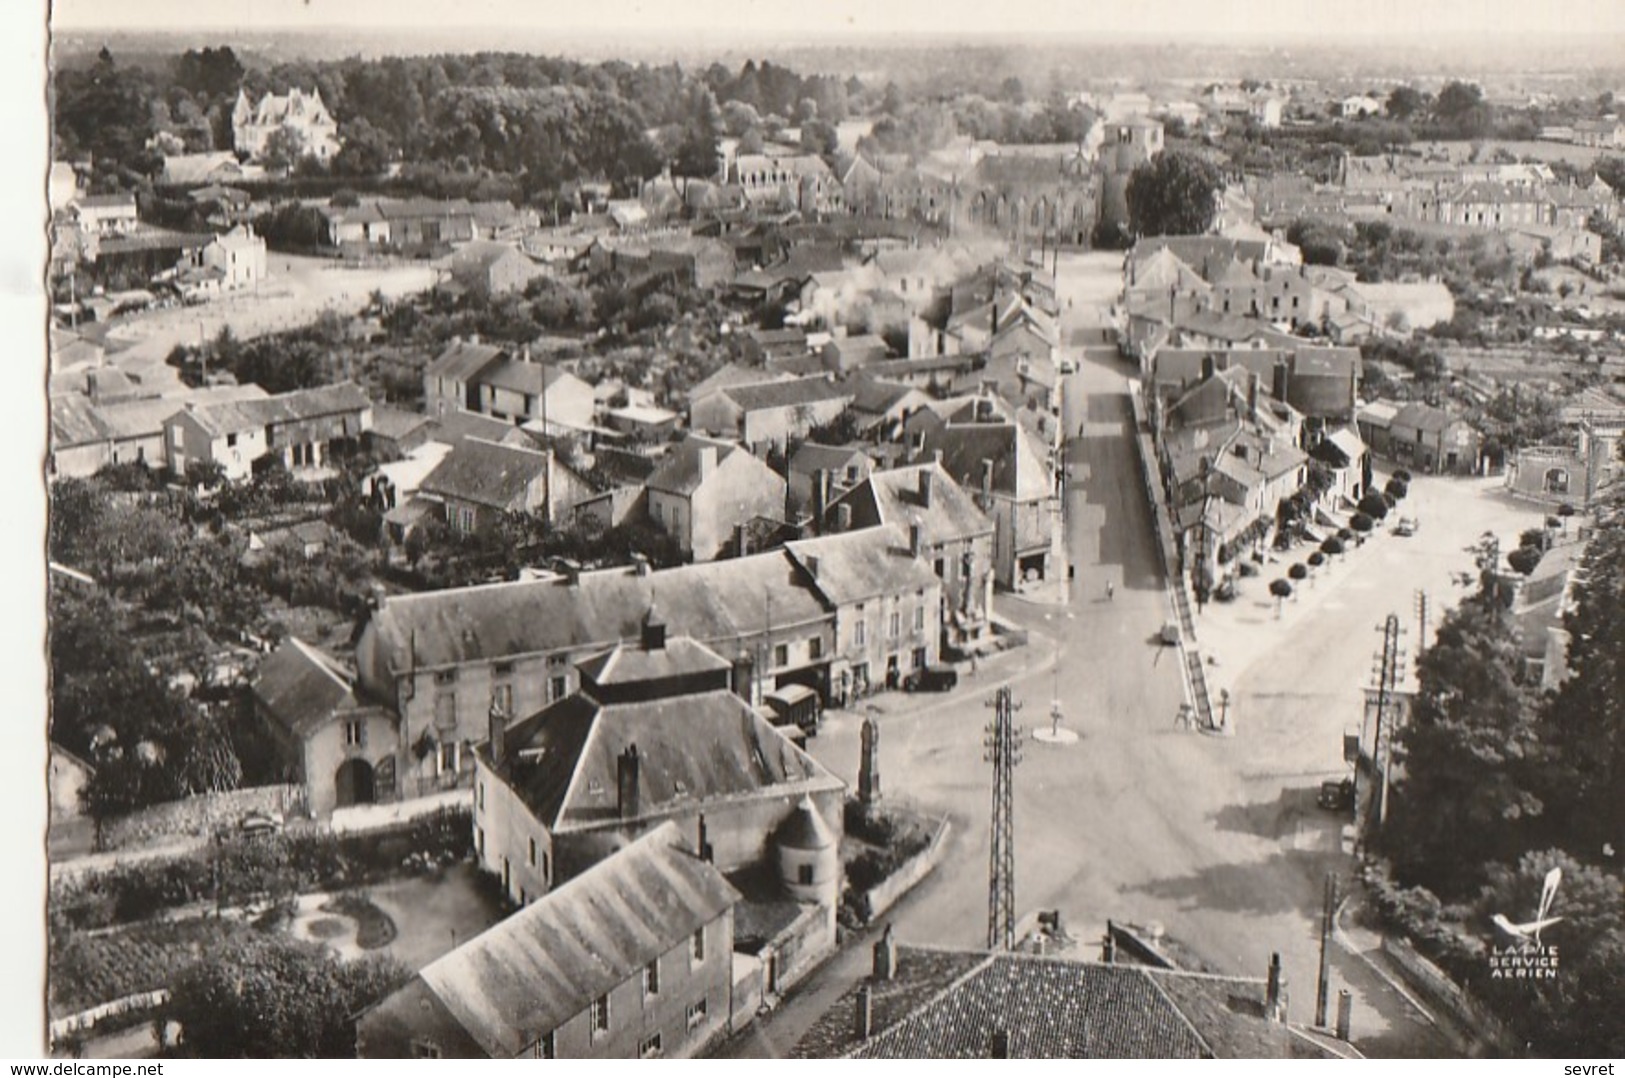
[47, 0, 1625, 41]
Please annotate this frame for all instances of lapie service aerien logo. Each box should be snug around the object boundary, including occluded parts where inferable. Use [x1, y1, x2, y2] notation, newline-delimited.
[1488, 867, 1562, 980]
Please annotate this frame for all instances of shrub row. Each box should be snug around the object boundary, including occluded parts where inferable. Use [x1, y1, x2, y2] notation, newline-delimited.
[54, 807, 472, 931]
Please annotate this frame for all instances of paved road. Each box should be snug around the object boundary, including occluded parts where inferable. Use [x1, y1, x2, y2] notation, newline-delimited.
[732, 264, 1487, 1055]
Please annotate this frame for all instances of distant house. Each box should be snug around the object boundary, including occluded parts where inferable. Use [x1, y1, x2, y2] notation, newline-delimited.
[788, 442, 875, 517]
[423, 341, 595, 429]
[72, 193, 138, 236]
[252, 637, 396, 815]
[440, 241, 543, 299]
[367, 406, 441, 458]
[1340, 94, 1383, 119]
[728, 154, 841, 215]
[376, 199, 477, 254]
[164, 382, 373, 482]
[161, 151, 249, 188]
[417, 437, 589, 534]
[197, 225, 267, 291]
[356, 822, 740, 1059]
[821, 334, 892, 374]
[689, 378, 855, 452]
[232, 86, 342, 163]
[1308, 425, 1371, 508]
[646, 439, 787, 561]
[1386, 402, 1482, 475]
[825, 463, 997, 653]
[847, 379, 933, 441]
[924, 421, 1061, 590]
[783, 525, 943, 698]
[48, 384, 272, 479]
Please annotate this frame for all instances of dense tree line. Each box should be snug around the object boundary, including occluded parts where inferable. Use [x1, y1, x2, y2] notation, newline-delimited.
[1377, 493, 1625, 1056]
[53, 46, 863, 202]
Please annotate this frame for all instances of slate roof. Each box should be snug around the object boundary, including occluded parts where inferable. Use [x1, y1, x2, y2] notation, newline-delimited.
[252, 637, 364, 738]
[51, 385, 271, 449]
[363, 548, 829, 673]
[848, 378, 920, 415]
[575, 635, 732, 688]
[644, 438, 744, 496]
[1391, 402, 1460, 434]
[924, 422, 1052, 500]
[430, 410, 534, 448]
[716, 377, 853, 412]
[832, 463, 994, 545]
[184, 382, 371, 437]
[790, 442, 871, 478]
[852, 953, 1212, 1058]
[416, 822, 739, 1056]
[688, 363, 795, 402]
[418, 437, 550, 509]
[369, 405, 438, 443]
[474, 357, 577, 397]
[427, 340, 507, 382]
[494, 684, 841, 832]
[785, 526, 941, 607]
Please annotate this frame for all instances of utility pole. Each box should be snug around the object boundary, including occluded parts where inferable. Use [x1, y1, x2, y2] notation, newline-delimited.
[1414, 589, 1430, 655]
[1315, 872, 1339, 1027]
[1368, 615, 1407, 835]
[984, 685, 1023, 951]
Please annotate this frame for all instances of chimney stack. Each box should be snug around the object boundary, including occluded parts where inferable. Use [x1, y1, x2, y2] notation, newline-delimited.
[697, 813, 714, 863]
[488, 697, 507, 766]
[837, 504, 853, 533]
[1201, 353, 1216, 381]
[617, 743, 641, 820]
[632, 553, 652, 577]
[1102, 920, 1117, 964]
[641, 604, 667, 650]
[989, 1030, 1010, 1059]
[1248, 370, 1260, 423]
[854, 985, 874, 1039]
[1273, 358, 1290, 404]
[873, 924, 898, 981]
[1335, 989, 1353, 1039]
[698, 444, 719, 481]
[731, 651, 754, 700]
[981, 458, 994, 502]
[1266, 953, 1285, 1022]
[908, 521, 923, 558]
[917, 468, 933, 507]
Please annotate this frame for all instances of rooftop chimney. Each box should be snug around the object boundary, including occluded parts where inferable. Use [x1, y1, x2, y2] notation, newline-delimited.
[617, 743, 641, 820]
[1102, 920, 1118, 964]
[632, 553, 652, 577]
[1273, 358, 1290, 404]
[1201, 353, 1216, 381]
[735, 521, 749, 557]
[1248, 370, 1260, 423]
[698, 444, 719, 481]
[697, 813, 714, 863]
[908, 521, 923, 558]
[731, 648, 754, 700]
[1266, 952, 1285, 1022]
[641, 602, 667, 650]
[989, 1029, 1011, 1059]
[488, 697, 507, 766]
[981, 458, 995, 501]
[917, 468, 933, 507]
[873, 924, 898, 981]
[854, 985, 874, 1040]
[836, 503, 853, 533]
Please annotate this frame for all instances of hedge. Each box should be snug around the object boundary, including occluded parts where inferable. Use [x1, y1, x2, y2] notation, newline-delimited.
[53, 807, 472, 931]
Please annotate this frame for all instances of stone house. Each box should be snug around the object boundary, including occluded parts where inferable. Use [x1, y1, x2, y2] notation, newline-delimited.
[645, 439, 788, 562]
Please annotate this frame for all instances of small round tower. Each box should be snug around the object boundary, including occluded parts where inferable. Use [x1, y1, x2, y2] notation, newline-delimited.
[775, 796, 840, 905]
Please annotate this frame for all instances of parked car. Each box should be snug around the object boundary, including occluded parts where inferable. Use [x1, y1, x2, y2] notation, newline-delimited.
[239, 810, 285, 837]
[903, 665, 959, 692]
[1317, 779, 1354, 813]
[1394, 517, 1419, 537]
[1058, 357, 1078, 374]
[1160, 622, 1183, 646]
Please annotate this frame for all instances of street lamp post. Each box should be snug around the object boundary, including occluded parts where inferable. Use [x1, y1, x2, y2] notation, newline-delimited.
[1218, 689, 1231, 732]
